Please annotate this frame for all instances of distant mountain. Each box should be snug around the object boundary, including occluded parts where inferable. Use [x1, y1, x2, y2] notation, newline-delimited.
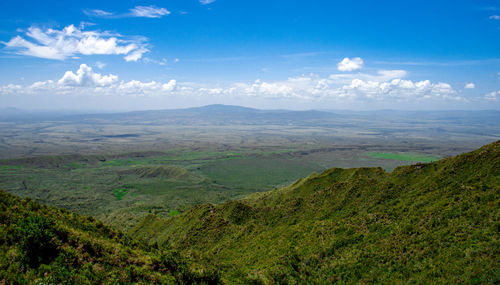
[130, 141, 500, 283]
[185, 104, 259, 113]
[1, 105, 498, 129]
[84, 104, 338, 126]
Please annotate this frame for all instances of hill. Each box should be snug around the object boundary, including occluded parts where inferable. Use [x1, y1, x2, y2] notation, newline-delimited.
[0, 190, 220, 284]
[130, 141, 500, 283]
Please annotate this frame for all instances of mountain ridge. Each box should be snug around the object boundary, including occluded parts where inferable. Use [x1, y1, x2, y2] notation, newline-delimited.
[130, 140, 499, 283]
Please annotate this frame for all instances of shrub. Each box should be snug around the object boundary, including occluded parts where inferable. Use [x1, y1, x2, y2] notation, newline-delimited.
[18, 215, 59, 268]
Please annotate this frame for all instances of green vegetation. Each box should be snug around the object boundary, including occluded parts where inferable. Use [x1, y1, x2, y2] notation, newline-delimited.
[112, 188, 129, 200]
[0, 104, 498, 283]
[64, 162, 87, 169]
[366, 151, 441, 162]
[0, 190, 220, 284]
[3, 145, 384, 231]
[130, 141, 499, 283]
[0, 143, 468, 234]
[199, 157, 320, 191]
[168, 209, 181, 217]
[0, 165, 23, 170]
[0, 141, 497, 283]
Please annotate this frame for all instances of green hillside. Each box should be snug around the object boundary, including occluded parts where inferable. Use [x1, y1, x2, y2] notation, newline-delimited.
[0, 190, 220, 284]
[130, 141, 500, 283]
[0, 141, 498, 284]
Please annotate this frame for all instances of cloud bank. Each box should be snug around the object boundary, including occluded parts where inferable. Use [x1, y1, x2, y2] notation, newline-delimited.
[2, 24, 148, 61]
[0, 64, 176, 96]
[0, 64, 464, 104]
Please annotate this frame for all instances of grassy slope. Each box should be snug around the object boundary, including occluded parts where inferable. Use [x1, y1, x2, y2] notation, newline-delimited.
[0, 190, 220, 284]
[130, 141, 500, 283]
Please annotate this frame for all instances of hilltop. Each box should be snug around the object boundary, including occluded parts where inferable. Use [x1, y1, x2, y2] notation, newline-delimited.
[130, 141, 500, 283]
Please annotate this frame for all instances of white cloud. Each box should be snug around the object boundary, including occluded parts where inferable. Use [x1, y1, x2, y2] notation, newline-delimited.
[337, 57, 364, 72]
[95, 61, 106, 69]
[0, 84, 23, 94]
[329, 69, 407, 84]
[490, 15, 500, 20]
[200, 0, 216, 4]
[0, 64, 177, 97]
[130, 6, 170, 18]
[0, 65, 461, 102]
[57, 64, 118, 86]
[84, 9, 113, 17]
[162, 80, 177, 91]
[2, 25, 148, 62]
[143, 57, 168, 65]
[339, 78, 456, 100]
[192, 71, 457, 101]
[485, 91, 499, 100]
[464, 82, 475, 89]
[124, 48, 149, 62]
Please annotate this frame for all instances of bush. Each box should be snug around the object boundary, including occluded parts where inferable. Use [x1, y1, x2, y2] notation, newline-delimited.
[18, 215, 59, 268]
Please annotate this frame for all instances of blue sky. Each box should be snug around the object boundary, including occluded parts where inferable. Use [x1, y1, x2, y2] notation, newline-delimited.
[0, 0, 499, 110]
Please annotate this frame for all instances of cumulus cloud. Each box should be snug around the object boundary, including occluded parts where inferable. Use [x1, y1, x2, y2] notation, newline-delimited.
[0, 64, 176, 97]
[57, 64, 118, 86]
[162, 80, 177, 91]
[329, 69, 407, 84]
[464, 82, 475, 89]
[485, 91, 499, 100]
[200, 0, 216, 4]
[0, 84, 23, 94]
[130, 6, 170, 18]
[0, 65, 461, 102]
[2, 24, 148, 61]
[337, 57, 364, 72]
[193, 71, 458, 101]
[340, 79, 456, 100]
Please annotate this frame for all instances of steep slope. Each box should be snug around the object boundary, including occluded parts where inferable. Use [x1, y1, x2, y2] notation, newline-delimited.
[130, 141, 500, 283]
[0, 191, 220, 284]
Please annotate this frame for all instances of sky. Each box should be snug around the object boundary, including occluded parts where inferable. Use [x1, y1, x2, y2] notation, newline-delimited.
[0, 0, 499, 111]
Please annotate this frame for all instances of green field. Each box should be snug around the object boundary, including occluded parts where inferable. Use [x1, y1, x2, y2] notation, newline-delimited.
[366, 152, 441, 162]
[0, 144, 447, 231]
